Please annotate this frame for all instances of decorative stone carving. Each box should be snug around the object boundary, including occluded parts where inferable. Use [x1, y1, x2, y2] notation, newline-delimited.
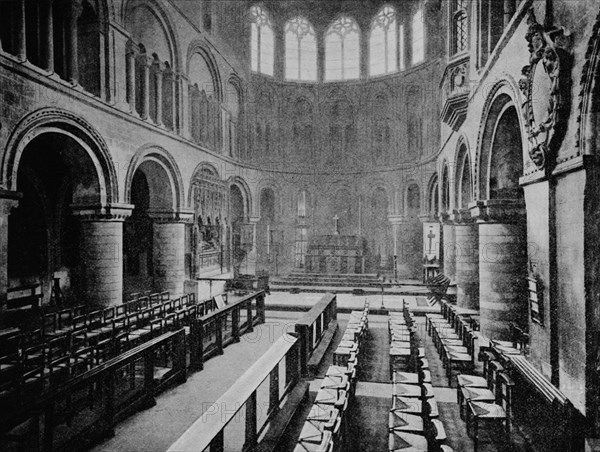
[440, 55, 470, 131]
[518, 9, 571, 171]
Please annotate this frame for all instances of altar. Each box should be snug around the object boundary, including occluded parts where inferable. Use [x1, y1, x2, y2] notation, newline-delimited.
[305, 235, 366, 274]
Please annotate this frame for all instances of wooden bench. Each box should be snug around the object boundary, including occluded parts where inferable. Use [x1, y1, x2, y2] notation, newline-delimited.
[506, 355, 566, 404]
[257, 381, 309, 452]
[307, 320, 339, 376]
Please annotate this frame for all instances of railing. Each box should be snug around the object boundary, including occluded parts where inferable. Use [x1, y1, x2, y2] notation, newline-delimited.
[1, 329, 187, 452]
[294, 293, 337, 376]
[168, 333, 301, 452]
[506, 355, 584, 451]
[189, 290, 266, 370]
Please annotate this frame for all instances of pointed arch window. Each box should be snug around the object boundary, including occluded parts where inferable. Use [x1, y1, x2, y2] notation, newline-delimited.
[325, 16, 360, 81]
[411, 8, 425, 65]
[369, 6, 397, 76]
[285, 17, 317, 81]
[250, 5, 274, 76]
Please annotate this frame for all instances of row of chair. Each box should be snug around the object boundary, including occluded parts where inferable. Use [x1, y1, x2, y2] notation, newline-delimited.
[388, 304, 453, 452]
[425, 301, 476, 386]
[388, 303, 426, 378]
[456, 352, 515, 450]
[427, 298, 517, 450]
[295, 302, 369, 452]
[0, 291, 230, 416]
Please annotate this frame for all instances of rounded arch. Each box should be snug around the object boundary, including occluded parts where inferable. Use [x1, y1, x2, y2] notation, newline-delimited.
[476, 79, 525, 199]
[124, 145, 184, 212]
[440, 160, 451, 213]
[187, 162, 221, 207]
[577, 10, 600, 155]
[256, 178, 283, 217]
[123, 0, 180, 70]
[478, 92, 525, 200]
[404, 182, 421, 217]
[454, 135, 473, 210]
[227, 73, 245, 109]
[426, 172, 439, 216]
[187, 41, 223, 102]
[228, 176, 252, 219]
[2, 108, 118, 206]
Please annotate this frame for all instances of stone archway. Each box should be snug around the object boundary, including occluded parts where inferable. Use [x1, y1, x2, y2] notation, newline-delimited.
[474, 94, 528, 340]
[124, 148, 187, 297]
[3, 111, 123, 306]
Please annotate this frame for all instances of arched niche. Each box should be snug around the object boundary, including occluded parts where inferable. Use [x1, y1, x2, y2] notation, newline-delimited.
[125, 0, 174, 66]
[406, 183, 421, 218]
[455, 141, 473, 209]
[8, 130, 105, 302]
[426, 173, 439, 217]
[441, 162, 451, 212]
[478, 93, 524, 200]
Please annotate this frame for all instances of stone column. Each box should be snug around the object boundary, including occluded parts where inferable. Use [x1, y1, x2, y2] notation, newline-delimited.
[388, 215, 406, 279]
[470, 199, 527, 341]
[178, 74, 190, 138]
[43, 0, 54, 72]
[16, 0, 27, 61]
[451, 209, 479, 309]
[440, 212, 456, 283]
[241, 216, 259, 276]
[73, 205, 132, 307]
[139, 54, 152, 120]
[504, 0, 515, 27]
[67, 0, 83, 84]
[154, 61, 164, 126]
[149, 211, 193, 297]
[126, 41, 138, 114]
[0, 191, 22, 312]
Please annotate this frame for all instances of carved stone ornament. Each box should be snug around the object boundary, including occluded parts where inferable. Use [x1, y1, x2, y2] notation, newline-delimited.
[518, 9, 571, 171]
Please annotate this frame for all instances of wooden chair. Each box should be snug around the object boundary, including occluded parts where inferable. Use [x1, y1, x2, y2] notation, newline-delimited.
[466, 372, 514, 451]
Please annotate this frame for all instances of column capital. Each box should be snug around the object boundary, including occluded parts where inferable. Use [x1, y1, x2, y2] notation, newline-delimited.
[153, 59, 167, 73]
[469, 199, 526, 224]
[137, 53, 155, 67]
[148, 209, 194, 224]
[438, 211, 452, 224]
[72, 0, 83, 19]
[418, 213, 436, 223]
[449, 208, 474, 224]
[0, 190, 22, 216]
[248, 216, 260, 225]
[388, 214, 405, 225]
[126, 39, 140, 56]
[71, 203, 134, 222]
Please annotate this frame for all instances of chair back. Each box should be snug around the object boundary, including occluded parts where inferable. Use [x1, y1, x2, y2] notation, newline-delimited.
[496, 372, 514, 418]
[487, 360, 504, 393]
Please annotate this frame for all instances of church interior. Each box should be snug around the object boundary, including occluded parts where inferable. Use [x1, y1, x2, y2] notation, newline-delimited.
[1, 0, 599, 450]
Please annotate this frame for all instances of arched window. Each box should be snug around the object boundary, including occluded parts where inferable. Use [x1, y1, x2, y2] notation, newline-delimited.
[285, 17, 317, 81]
[325, 16, 360, 81]
[451, 0, 468, 55]
[411, 8, 425, 65]
[250, 6, 274, 76]
[369, 6, 397, 76]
